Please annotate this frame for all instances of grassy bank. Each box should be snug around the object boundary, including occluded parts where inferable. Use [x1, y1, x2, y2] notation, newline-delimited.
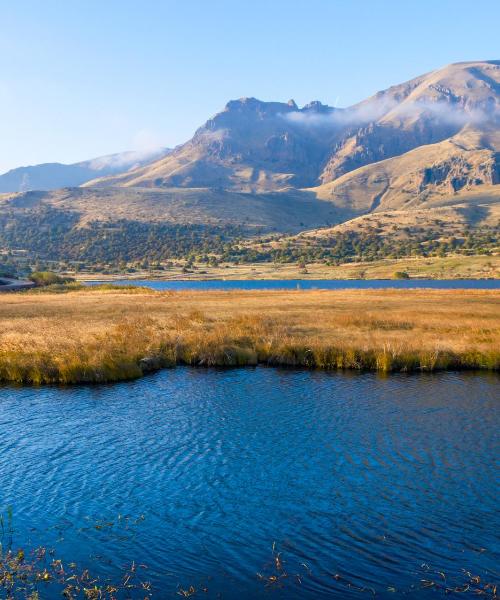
[74, 253, 499, 282]
[0, 288, 498, 384]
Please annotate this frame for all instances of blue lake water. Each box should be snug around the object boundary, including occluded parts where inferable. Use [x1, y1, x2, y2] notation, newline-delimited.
[0, 369, 498, 597]
[86, 278, 500, 291]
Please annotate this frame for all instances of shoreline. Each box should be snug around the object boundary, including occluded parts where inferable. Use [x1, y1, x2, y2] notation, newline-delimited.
[80, 275, 499, 283]
[1, 362, 498, 389]
[0, 278, 35, 292]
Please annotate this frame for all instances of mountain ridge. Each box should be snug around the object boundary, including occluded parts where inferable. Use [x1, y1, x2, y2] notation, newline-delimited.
[0, 148, 171, 193]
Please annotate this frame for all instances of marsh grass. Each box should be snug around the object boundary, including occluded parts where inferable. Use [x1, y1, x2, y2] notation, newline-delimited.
[0, 288, 498, 384]
[0, 545, 151, 599]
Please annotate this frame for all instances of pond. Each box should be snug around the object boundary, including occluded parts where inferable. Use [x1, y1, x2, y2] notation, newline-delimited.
[0, 369, 498, 597]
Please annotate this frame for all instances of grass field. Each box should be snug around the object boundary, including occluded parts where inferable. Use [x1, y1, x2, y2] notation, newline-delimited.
[0, 287, 498, 384]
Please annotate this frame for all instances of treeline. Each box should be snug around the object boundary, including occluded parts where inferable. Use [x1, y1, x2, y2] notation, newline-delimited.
[226, 229, 499, 264]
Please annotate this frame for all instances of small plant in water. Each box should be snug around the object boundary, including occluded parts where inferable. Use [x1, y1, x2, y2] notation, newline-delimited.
[0, 545, 152, 599]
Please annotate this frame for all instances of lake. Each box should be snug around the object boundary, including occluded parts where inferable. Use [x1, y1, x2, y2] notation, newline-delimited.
[0, 369, 498, 597]
[86, 278, 500, 291]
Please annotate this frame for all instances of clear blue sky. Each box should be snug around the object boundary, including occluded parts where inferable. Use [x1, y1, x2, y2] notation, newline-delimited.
[1, 0, 499, 172]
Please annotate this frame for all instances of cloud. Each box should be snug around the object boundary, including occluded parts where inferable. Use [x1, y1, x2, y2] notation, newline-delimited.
[87, 147, 167, 172]
[281, 96, 399, 128]
[392, 99, 499, 125]
[281, 96, 498, 129]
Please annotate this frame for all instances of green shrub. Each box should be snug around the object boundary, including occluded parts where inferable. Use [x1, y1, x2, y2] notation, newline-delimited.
[393, 271, 410, 280]
[29, 271, 75, 287]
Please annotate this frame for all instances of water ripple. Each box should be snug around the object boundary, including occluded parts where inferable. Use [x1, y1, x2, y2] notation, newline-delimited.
[0, 369, 498, 598]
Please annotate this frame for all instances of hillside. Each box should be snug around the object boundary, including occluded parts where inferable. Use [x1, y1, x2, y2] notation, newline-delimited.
[0, 186, 349, 264]
[310, 125, 500, 213]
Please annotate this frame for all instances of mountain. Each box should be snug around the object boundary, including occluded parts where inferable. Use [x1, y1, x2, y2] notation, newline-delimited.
[84, 99, 341, 192]
[85, 61, 499, 199]
[319, 60, 500, 183]
[0, 148, 170, 193]
[0, 61, 498, 267]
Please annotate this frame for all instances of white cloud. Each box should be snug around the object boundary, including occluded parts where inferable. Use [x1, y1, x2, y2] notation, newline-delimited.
[282, 95, 499, 130]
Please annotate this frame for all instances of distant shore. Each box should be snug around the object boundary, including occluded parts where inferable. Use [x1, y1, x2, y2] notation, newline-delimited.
[0, 287, 498, 385]
[73, 254, 499, 283]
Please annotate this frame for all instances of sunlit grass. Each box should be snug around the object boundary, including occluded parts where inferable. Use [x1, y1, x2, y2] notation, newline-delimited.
[0, 288, 498, 384]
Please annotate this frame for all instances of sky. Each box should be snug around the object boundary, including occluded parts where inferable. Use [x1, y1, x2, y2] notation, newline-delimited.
[1, 0, 499, 173]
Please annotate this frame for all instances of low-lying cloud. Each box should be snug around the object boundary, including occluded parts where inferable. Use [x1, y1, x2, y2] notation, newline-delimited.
[282, 96, 499, 130]
[87, 147, 168, 172]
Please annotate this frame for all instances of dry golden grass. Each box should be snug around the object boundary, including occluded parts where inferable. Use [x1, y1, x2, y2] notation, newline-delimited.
[0, 287, 498, 384]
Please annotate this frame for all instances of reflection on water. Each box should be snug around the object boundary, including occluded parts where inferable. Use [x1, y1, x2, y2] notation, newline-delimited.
[0, 369, 498, 598]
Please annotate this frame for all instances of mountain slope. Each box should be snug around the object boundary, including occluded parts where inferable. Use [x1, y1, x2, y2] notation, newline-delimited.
[0, 186, 351, 264]
[311, 125, 500, 214]
[319, 60, 500, 182]
[0, 148, 170, 193]
[0, 186, 347, 232]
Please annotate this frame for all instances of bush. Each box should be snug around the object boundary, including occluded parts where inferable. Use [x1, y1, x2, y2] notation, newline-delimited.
[393, 271, 410, 280]
[29, 271, 75, 287]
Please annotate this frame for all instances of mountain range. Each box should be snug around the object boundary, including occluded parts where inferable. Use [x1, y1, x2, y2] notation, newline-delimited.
[0, 60, 498, 264]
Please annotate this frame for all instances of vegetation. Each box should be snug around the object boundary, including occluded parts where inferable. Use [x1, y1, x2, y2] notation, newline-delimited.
[393, 271, 410, 280]
[0, 208, 248, 265]
[0, 525, 498, 600]
[0, 288, 498, 384]
[0, 536, 497, 598]
[234, 227, 499, 265]
[29, 271, 74, 287]
[0, 202, 497, 272]
[0, 545, 151, 599]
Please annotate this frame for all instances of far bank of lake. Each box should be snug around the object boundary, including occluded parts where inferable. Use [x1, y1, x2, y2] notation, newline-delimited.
[76, 254, 499, 282]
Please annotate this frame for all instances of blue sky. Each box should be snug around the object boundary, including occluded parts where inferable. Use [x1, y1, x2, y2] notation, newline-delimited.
[1, 0, 499, 172]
